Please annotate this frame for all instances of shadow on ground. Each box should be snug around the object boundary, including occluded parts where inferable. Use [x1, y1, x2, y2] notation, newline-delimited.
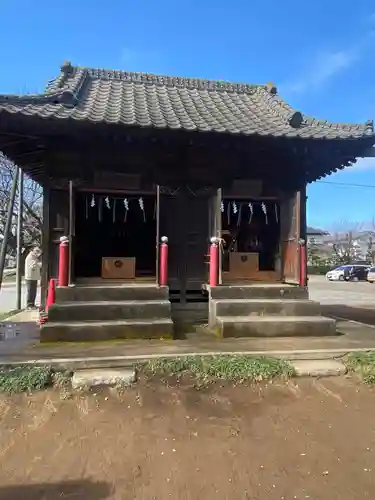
[0, 480, 112, 500]
[322, 305, 375, 326]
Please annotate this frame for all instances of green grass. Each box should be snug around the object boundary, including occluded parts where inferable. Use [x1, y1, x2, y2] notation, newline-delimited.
[345, 352, 375, 384]
[143, 355, 295, 384]
[0, 356, 295, 395]
[0, 365, 53, 394]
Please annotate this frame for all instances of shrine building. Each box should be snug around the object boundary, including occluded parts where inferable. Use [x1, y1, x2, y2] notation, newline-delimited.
[0, 62, 374, 341]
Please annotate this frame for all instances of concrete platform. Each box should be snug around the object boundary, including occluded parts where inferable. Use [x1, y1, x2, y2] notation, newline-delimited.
[55, 284, 168, 302]
[292, 359, 347, 377]
[47, 300, 171, 322]
[2, 310, 375, 369]
[210, 284, 308, 300]
[40, 318, 174, 342]
[211, 298, 321, 317]
[215, 315, 337, 338]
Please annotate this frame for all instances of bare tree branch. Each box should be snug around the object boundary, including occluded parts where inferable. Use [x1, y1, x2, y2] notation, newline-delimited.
[0, 152, 42, 258]
[329, 220, 375, 265]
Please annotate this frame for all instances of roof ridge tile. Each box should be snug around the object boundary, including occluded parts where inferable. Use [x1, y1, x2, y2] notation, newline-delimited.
[68, 64, 264, 94]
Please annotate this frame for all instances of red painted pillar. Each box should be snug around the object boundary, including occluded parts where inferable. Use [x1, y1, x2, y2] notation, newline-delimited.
[209, 237, 219, 287]
[58, 236, 69, 287]
[46, 278, 56, 312]
[159, 236, 169, 286]
[299, 238, 307, 287]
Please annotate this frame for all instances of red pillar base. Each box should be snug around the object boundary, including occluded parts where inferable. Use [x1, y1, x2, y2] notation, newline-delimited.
[46, 278, 56, 313]
[38, 312, 48, 326]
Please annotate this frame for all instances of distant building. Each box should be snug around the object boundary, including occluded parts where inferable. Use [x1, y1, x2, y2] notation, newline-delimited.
[306, 226, 328, 246]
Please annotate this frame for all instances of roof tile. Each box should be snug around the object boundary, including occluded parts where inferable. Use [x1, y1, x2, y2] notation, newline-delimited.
[0, 62, 373, 140]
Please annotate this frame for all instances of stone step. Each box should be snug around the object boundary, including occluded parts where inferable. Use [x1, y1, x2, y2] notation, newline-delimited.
[215, 316, 336, 338]
[41, 318, 173, 342]
[211, 299, 320, 319]
[210, 284, 308, 300]
[55, 284, 168, 303]
[72, 368, 136, 389]
[292, 360, 347, 377]
[47, 300, 171, 322]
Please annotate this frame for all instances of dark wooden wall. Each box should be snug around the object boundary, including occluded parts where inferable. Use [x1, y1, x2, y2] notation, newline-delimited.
[47, 188, 69, 279]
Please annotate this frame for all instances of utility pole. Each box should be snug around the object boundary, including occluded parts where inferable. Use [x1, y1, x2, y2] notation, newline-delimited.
[0, 167, 19, 291]
[16, 168, 24, 310]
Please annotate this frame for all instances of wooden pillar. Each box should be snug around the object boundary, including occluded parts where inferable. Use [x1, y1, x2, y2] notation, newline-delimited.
[215, 188, 222, 284]
[40, 185, 50, 309]
[299, 184, 307, 287]
[155, 185, 160, 284]
[280, 190, 301, 285]
[49, 188, 70, 279]
[208, 188, 222, 284]
[68, 180, 75, 285]
[299, 185, 307, 242]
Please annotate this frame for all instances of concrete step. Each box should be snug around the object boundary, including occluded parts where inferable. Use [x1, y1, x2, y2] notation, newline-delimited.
[211, 299, 321, 318]
[55, 284, 168, 303]
[215, 315, 336, 338]
[41, 318, 173, 342]
[72, 368, 136, 389]
[292, 359, 347, 377]
[47, 300, 171, 322]
[210, 284, 308, 300]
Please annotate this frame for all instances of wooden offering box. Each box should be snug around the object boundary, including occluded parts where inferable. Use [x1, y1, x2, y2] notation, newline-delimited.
[101, 257, 136, 279]
[228, 252, 259, 279]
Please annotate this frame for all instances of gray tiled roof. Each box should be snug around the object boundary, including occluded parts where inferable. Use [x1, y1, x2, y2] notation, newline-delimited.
[0, 61, 373, 139]
[307, 226, 329, 235]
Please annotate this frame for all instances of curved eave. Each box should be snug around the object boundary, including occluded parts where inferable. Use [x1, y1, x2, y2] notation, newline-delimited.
[0, 103, 374, 142]
[306, 152, 375, 184]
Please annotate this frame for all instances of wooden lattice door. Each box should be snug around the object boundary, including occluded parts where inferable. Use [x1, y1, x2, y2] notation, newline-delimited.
[159, 186, 209, 295]
[280, 191, 301, 284]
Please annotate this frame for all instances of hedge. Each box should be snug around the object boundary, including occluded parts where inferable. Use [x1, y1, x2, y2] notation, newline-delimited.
[307, 265, 332, 275]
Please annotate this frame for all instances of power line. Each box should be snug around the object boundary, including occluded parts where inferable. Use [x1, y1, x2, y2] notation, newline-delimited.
[315, 180, 375, 189]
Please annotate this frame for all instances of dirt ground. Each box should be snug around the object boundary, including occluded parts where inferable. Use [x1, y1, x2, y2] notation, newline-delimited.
[0, 376, 375, 499]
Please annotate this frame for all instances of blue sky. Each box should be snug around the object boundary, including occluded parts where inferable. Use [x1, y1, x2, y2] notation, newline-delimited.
[1, 0, 375, 229]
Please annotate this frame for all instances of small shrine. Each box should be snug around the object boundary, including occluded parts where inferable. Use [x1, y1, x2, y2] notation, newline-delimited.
[0, 62, 374, 341]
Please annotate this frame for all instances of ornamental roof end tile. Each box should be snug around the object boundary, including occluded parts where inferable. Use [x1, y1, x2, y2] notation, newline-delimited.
[0, 61, 373, 140]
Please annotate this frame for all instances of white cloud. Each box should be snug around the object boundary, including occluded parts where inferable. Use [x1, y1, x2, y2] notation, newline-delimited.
[285, 49, 358, 94]
[282, 28, 375, 95]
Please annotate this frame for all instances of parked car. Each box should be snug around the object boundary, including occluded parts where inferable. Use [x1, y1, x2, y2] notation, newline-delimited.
[326, 265, 370, 282]
[345, 265, 370, 281]
[326, 265, 350, 281]
[367, 267, 375, 283]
